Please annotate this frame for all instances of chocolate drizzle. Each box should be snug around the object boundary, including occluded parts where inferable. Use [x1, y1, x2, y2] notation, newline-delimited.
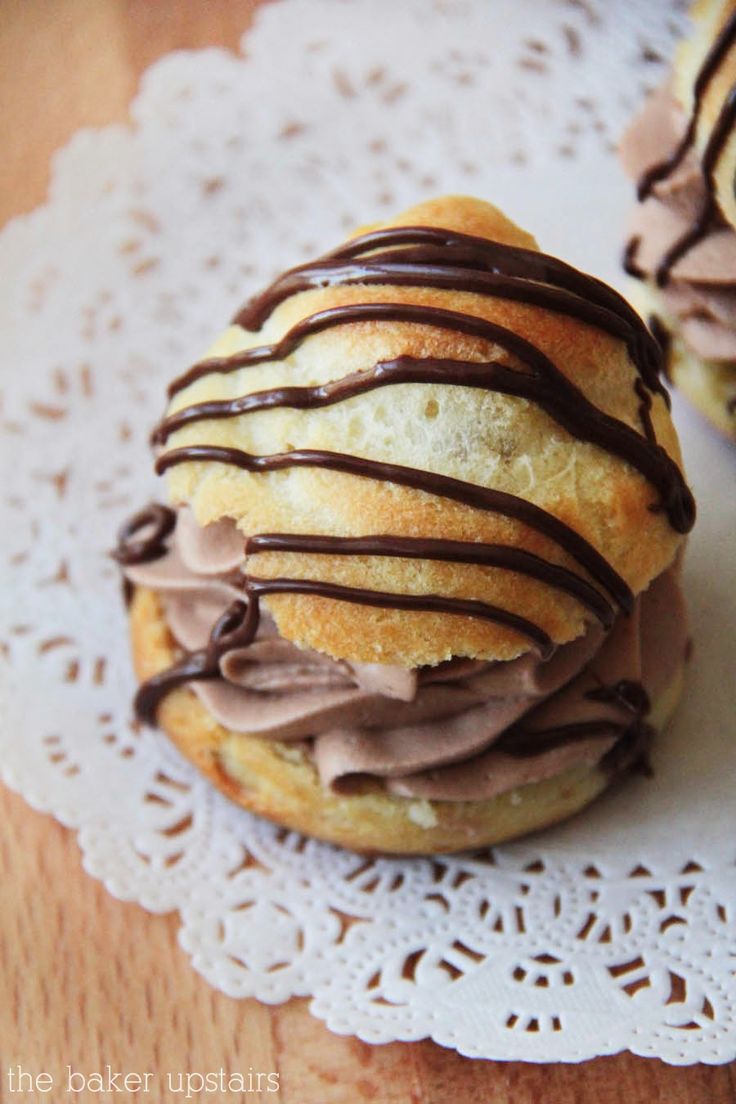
[643, 314, 675, 396]
[112, 503, 176, 565]
[497, 719, 628, 758]
[496, 677, 652, 761]
[156, 444, 633, 612]
[599, 719, 655, 779]
[634, 377, 657, 444]
[153, 319, 692, 532]
[232, 227, 665, 396]
[246, 533, 615, 628]
[135, 598, 253, 725]
[649, 316, 667, 350]
[233, 228, 662, 391]
[623, 235, 646, 279]
[169, 232, 665, 401]
[158, 302, 661, 440]
[634, 11, 736, 286]
[585, 677, 650, 715]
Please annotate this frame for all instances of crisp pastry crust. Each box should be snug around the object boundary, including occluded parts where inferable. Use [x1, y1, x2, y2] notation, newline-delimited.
[130, 586, 684, 854]
[160, 196, 686, 667]
[675, 0, 736, 231]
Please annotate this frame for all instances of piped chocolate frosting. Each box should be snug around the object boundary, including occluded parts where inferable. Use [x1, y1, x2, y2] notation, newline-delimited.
[119, 509, 687, 799]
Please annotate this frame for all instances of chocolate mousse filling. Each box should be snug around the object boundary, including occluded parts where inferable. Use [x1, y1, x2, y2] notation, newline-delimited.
[118, 507, 688, 803]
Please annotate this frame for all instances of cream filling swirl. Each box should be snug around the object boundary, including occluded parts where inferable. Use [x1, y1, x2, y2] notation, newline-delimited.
[125, 508, 687, 801]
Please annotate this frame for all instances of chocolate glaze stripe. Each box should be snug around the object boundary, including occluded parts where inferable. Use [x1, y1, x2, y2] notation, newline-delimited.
[647, 314, 673, 385]
[498, 717, 638, 758]
[153, 340, 694, 534]
[632, 10, 736, 287]
[497, 676, 651, 758]
[135, 644, 212, 724]
[655, 86, 736, 286]
[169, 297, 664, 424]
[330, 229, 660, 366]
[244, 575, 554, 658]
[155, 444, 634, 612]
[330, 238, 650, 342]
[168, 304, 417, 398]
[236, 226, 662, 373]
[111, 503, 176, 566]
[135, 598, 253, 725]
[497, 718, 623, 756]
[135, 648, 216, 725]
[245, 533, 615, 628]
[623, 235, 646, 280]
[171, 297, 658, 400]
[136, 642, 650, 773]
[638, 8, 736, 201]
[634, 378, 657, 444]
[600, 720, 654, 778]
[243, 227, 649, 331]
[232, 228, 666, 397]
[586, 677, 650, 714]
[166, 301, 544, 401]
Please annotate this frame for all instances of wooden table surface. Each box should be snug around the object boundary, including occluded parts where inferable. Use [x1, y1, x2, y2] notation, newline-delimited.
[2, 3, 734, 1101]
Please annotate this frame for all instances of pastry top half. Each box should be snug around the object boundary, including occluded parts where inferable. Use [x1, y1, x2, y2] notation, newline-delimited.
[675, 0, 736, 231]
[154, 196, 692, 668]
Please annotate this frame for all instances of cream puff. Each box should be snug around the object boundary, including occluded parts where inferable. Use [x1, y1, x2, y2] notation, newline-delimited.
[620, 0, 736, 440]
[115, 196, 693, 853]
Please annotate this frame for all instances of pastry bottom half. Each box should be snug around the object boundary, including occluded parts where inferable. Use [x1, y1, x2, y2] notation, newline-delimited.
[130, 587, 684, 855]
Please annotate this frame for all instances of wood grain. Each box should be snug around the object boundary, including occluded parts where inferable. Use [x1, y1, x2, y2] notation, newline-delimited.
[2, 2, 735, 1100]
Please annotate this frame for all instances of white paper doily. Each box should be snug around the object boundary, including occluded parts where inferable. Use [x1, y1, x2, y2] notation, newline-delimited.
[2, 0, 736, 1065]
